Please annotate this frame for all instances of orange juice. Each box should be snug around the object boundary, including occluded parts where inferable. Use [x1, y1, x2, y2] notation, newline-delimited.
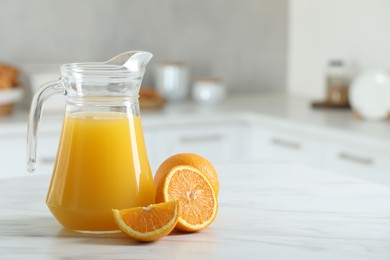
[46, 113, 155, 232]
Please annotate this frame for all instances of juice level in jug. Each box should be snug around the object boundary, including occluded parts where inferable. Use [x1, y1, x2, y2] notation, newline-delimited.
[46, 113, 155, 232]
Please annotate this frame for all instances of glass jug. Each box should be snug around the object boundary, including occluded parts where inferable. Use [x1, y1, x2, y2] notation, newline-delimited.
[26, 51, 155, 233]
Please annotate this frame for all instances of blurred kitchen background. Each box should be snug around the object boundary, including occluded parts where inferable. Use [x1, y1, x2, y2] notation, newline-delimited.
[0, 0, 286, 92]
[0, 0, 389, 183]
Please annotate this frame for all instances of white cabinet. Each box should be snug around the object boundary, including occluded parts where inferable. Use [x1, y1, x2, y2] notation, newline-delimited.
[0, 119, 250, 179]
[36, 133, 61, 175]
[0, 132, 60, 179]
[144, 122, 250, 172]
[0, 135, 26, 178]
[252, 123, 390, 185]
[252, 125, 323, 167]
[323, 143, 390, 184]
[143, 129, 160, 173]
[1, 108, 389, 185]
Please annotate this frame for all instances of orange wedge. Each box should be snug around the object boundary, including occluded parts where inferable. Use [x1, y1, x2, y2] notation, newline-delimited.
[155, 165, 218, 232]
[155, 153, 220, 196]
[112, 200, 179, 242]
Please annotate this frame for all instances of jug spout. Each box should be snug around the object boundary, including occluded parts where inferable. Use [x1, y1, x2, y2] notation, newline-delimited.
[105, 51, 153, 74]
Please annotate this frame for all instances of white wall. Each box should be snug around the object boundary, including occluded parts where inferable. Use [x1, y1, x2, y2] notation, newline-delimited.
[0, 0, 287, 91]
[288, 0, 390, 99]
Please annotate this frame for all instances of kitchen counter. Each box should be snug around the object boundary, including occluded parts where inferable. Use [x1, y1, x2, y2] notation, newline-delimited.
[1, 162, 390, 259]
[143, 91, 390, 150]
[3, 91, 390, 150]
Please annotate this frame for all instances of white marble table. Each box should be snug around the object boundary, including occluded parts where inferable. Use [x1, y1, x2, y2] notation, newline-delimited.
[1, 162, 390, 259]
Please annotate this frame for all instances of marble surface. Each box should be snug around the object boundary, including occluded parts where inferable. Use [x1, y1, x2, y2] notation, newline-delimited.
[1, 162, 390, 259]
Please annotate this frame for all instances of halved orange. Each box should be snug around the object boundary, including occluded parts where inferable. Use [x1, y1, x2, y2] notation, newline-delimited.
[154, 153, 220, 196]
[112, 200, 179, 242]
[155, 165, 218, 232]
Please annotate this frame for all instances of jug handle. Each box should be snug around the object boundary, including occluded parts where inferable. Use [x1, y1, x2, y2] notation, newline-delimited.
[26, 80, 65, 173]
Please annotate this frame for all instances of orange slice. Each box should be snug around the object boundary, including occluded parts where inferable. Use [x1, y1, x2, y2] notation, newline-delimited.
[112, 201, 179, 242]
[155, 165, 218, 232]
[155, 153, 220, 196]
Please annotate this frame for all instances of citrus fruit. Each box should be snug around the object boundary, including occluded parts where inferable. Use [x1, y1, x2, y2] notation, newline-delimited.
[112, 200, 179, 242]
[155, 165, 218, 232]
[154, 153, 219, 196]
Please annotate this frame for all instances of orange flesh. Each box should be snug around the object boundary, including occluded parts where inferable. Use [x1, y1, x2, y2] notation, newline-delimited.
[119, 202, 177, 233]
[168, 169, 214, 225]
